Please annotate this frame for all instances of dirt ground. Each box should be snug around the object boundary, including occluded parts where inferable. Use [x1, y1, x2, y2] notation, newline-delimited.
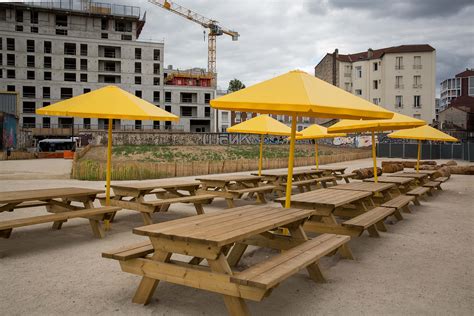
[0, 158, 473, 315]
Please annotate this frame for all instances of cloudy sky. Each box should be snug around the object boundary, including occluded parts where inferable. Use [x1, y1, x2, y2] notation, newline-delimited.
[116, 0, 473, 93]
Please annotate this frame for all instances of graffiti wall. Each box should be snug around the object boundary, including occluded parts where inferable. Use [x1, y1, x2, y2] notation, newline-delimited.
[0, 113, 17, 149]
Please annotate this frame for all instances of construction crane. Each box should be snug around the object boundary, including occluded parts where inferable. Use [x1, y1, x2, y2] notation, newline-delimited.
[148, 0, 239, 79]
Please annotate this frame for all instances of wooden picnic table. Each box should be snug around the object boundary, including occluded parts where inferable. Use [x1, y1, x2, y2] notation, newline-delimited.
[275, 189, 397, 238]
[410, 170, 438, 180]
[196, 175, 274, 208]
[328, 182, 398, 204]
[363, 176, 416, 193]
[313, 166, 347, 175]
[103, 205, 352, 315]
[106, 180, 206, 224]
[389, 172, 429, 185]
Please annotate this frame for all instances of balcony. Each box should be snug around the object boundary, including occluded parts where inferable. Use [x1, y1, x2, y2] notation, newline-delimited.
[413, 64, 422, 70]
[413, 84, 423, 89]
[395, 65, 404, 70]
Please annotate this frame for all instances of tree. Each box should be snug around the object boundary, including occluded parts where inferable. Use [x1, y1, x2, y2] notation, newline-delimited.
[228, 79, 246, 92]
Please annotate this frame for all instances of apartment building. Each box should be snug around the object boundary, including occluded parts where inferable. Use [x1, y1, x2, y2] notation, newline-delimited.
[215, 89, 231, 132]
[0, 1, 216, 136]
[314, 45, 436, 123]
[440, 68, 474, 111]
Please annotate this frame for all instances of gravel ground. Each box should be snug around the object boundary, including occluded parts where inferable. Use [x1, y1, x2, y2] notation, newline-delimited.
[0, 158, 473, 315]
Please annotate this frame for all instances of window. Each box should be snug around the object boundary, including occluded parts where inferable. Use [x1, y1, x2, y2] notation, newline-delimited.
[153, 63, 160, 75]
[355, 89, 362, 96]
[135, 48, 141, 59]
[83, 118, 91, 129]
[153, 77, 160, 86]
[355, 66, 362, 78]
[373, 98, 380, 105]
[135, 90, 142, 98]
[373, 80, 378, 89]
[205, 107, 211, 117]
[413, 56, 421, 69]
[30, 26, 38, 33]
[84, 88, 91, 93]
[27, 40, 35, 52]
[344, 65, 351, 75]
[7, 54, 15, 66]
[135, 120, 142, 130]
[205, 93, 211, 104]
[16, 10, 23, 23]
[0, 69, 3, 78]
[221, 112, 229, 122]
[23, 86, 36, 98]
[0, 53, 2, 66]
[135, 76, 142, 84]
[80, 44, 88, 56]
[180, 92, 196, 103]
[44, 56, 52, 69]
[7, 38, 14, 50]
[344, 82, 351, 91]
[64, 73, 76, 82]
[153, 91, 160, 102]
[413, 114, 421, 119]
[56, 29, 67, 36]
[413, 75, 422, 88]
[64, 43, 76, 55]
[121, 34, 132, 41]
[165, 92, 172, 103]
[469, 77, 474, 96]
[115, 20, 132, 32]
[414, 95, 421, 108]
[44, 72, 52, 80]
[31, 11, 38, 24]
[180, 106, 194, 117]
[44, 41, 52, 54]
[153, 49, 160, 61]
[165, 105, 172, 112]
[373, 62, 378, 71]
[80, 74, 87, 82]
[64, 58, 76, 70]
[0, 38, 2, 50]
[7, 69, 15, 79]
[80, 59, 87, 71]
[101, 33, 108, 39]
[56, 14, 68, 27]
[15, 25, 23, 32]
[153, 121, 160, 130]
[23, 117, 36, 128]
[43, 87, 51, 99]
[27, 55, 35, 67]
[395, 76, 403, 89]
[395, 95, 403, 108]
[43, 117, 50, 128]
[23, 102, 35, 113]
[7, 85, 15, 92]
[60, 88, 73, 99]
[395, 56, 403, 70]
[27, 71, 35, 80]
[101, 18, 108, 30]
[135, 62, 141, 73]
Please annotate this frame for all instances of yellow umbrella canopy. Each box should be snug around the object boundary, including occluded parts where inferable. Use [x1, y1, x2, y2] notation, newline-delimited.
[227, 115, 302, 176]
[296, 124, 346, 169]
[36, 85, 179, 205]
[328, 113, 426, 182]
[211, 70, 393, 208]
[388, 125, 458, 172]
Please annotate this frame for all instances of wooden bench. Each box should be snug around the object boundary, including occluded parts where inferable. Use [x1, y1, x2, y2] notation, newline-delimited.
[0, 206, 120, 239]
[281, 179, 318, 193]
[227, 185, 275, 203]
[342, 206, 401, 238]
[335, 173, 356, 183]
[423, 181, 442, 194]
[102, 241, 154, 261]
[9, 201, 50, 210]
[433, 176, 449, 183]
[381, 195, 416, 214]
[141, 194, 216, 215]
[229, 234, 351, 288]
[406, 187, 431, 204]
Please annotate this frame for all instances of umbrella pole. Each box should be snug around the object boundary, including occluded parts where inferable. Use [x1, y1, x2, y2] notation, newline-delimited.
[285, 116, 297, 208]
[106, 118, 113, 206]
[416, 140, 421, 173]
[315, 141, 319, 170]
[372, 131, 378, 183]
[258, 134, 264, 176]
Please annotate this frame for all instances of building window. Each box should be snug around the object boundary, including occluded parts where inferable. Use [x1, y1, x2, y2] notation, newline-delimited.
[121, 34, 132, 41]
[165, 91, 172, 103]
[153, 91, 160, 102]
[43, 87, 51, 99]
[413, 56, 422, 69]
[30, 26, 38, 33]
[23, 86, 36, 98]
[84, 88, 91, 93]
[180, 106, 194, 117]
[180, 92, 196, 103]
[135, 120, 142, 130]
[135, 62, 141, 73]
[7, 85, 15, 92]
[64, 73, 76, 82]
[7, 54, 15, 66]
[83, 118, 91, 129]
[153, 77, 160, 86]
[355, 66, 362, 78]
[0, 38, 2, 50]
[42, 117, 50, 128]
[165, 105, 172, 113]
[80, 59, 87, 71]
[355, 89, 362, 96]
[7, 38, 14, 50]
[135, 90, 142, 98]
[395, 76, 403, 89]
[64, 43, 76, 55]
[395, 95, 403, 108]
[80, 44, 88, 56]
[60, 88, 73, 99]
[56, 29, 67, 36]
[27, 71, 35, 80]
[27, 55, 35, 67]
[153, 121, 160, 130]
[205, 93, 211, 104]
[44, 56, 52, 69]
[344, 65, 351, 76]
[344, 82, 351, 92]
[373, 98, 380, 105]
[56, 14, 68, 27]
[15, 25, 23, 32]
[27, 40, 35, 53]
[44, 41, 52, 54]
[135, 48, 141, 59]
[31, 11, 38, 24]
[373, 62, 378, 71]
[413, 114, 421, 119]
[101, 33, 108, 39]
[44, 72, 52, 80]
[80, 74, 87, 82]
[23, 102, 35, 114]
[395, 56, 403, 70]
[153, 63, 160, 74]
[115, 20, 132, 32]
[413, 75, 422, 88]
[64, 58, 76, 70]
[16, 10, 23, 23]
[414, 95, 421, 108]
[154, 49, 160, 61]
[221, 112, 229, 122]
[23, 117, 36, 128]
[373, 80, 378, 89]
[101, 18, 108, 30]
[469, 77, 474, 96]
[7, 69, 15, 79]
[135, 76, 142, 84]
[205, 107, 211, 117]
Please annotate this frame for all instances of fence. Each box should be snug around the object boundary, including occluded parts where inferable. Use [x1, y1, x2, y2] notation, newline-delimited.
[72, 151, 372, 181]
[377, 142, 473, 162]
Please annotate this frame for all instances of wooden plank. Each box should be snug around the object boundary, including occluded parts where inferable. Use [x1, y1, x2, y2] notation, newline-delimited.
[327, 182, 395, 193]
[142, 194, 216, 206]
[111, 180, 201, 191]
[342, 207, 395, 229]
[0, 187, 103, 204]
[381, 195, 415, 209]
[102, 241, 154, 260]
[276, 189, 371, 208]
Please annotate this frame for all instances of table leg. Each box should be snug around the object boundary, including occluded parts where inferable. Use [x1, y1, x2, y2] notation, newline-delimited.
[225, 198, 235, 208]
[132, 250, 171, 305]
[227, 243, 248, 267]
[193, 203, 205, 215]
[141, 213, 153, 225]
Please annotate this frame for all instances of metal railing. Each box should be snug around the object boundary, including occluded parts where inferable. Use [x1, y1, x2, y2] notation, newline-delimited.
[22, 1, 141, 18]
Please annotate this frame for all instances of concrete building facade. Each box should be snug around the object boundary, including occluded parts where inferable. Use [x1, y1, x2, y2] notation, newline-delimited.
[440, 68, 474, 111]
[315, 45, 436, 123]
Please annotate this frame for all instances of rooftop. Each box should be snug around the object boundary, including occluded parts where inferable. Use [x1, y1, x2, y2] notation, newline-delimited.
[329, 44, 435, 63]
[455, 69, 474, 78]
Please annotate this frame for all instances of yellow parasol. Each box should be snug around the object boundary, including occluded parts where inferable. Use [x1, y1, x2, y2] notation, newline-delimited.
[227, 115, 302, 176]
[211, 70, 393, 207]
[36, 86, 179, 205]
[296, 124, 346, 169]
[328, 113, 425, 182]
[388, 125, 458, 172]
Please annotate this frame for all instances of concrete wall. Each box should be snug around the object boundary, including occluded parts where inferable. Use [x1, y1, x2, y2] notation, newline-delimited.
[314, 54, 336, 85]
[438, 106, 468, 129]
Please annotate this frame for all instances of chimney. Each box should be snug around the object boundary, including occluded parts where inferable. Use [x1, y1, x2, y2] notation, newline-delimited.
[334, 48, 339, 58]
[368, 48, 374, 59]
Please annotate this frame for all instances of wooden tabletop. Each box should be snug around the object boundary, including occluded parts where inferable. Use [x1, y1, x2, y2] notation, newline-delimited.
[327, 182, 395, 193]
[110, 180, 201, 191]
[363, 176, 414, 185]
[389, 173, 428, 179]
[196, 175, 262, 182]
[313, 167, 347, 172]
[133, 205, 315, 247]
[255, 169, 323, 177]
[275, 188, 371, 208]
[0, 187, 103, 204]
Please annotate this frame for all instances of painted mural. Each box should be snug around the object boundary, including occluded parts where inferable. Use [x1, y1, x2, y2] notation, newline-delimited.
[1, 114, 17, 149]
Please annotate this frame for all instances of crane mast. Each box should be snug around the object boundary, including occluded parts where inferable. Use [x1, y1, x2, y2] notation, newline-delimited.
[147, 0, 239, 81]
